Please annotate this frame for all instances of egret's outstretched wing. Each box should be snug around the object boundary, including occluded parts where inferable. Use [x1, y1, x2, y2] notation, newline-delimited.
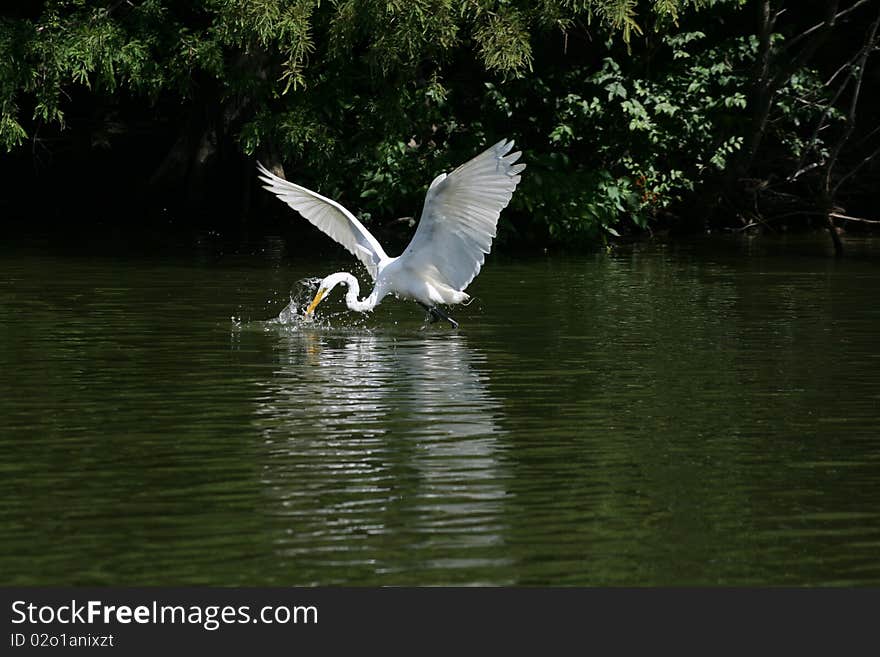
[257, 163, 389, 280]
[399, 139, 524, 292]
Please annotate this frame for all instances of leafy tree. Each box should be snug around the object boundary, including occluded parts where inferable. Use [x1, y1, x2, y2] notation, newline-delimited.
[1, 1, 877, 251]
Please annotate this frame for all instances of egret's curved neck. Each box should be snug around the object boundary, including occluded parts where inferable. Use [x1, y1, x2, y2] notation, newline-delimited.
[330, 272, 377, 312]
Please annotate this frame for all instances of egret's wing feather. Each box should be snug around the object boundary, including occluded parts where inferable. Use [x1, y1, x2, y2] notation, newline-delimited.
[399, 139, 524, 292]
[257, 162, 388, 280]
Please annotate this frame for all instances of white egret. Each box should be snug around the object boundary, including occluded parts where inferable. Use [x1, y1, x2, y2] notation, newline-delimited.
[257, 139, 525, 327]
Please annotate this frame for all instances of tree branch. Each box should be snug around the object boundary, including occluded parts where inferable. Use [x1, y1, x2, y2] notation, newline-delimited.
[825, 46, 868, 87]
[849, 123, 880, 151]
[832, 142, 880, 195]
[790, 73, 851, 179]
[830, 212, 880, 224]
[825, 10, 880, 196]
[784, 0, 873, 52]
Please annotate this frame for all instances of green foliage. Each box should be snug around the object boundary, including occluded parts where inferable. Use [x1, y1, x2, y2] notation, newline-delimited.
[507, 25, 829, 241]
[774, 68, 842, 165]
[0, 0, 838, 245]
[0, 1, 699, 153]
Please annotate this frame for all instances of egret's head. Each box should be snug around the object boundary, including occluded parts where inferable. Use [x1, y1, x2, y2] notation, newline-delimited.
[305, 272, 352, 315]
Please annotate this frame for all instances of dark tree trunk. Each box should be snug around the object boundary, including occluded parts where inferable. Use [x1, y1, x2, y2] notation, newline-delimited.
[819, 8, 880, 255]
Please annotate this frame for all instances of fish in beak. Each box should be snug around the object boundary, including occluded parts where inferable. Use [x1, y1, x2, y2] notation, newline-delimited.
[305, 288, 327, 315]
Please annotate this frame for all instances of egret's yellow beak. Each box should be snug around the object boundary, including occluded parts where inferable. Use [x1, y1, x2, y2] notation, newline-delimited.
[305, 288, 327, 315]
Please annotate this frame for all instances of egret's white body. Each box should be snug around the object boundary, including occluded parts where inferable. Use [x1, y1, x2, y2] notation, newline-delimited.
[257, 139, 525, 326]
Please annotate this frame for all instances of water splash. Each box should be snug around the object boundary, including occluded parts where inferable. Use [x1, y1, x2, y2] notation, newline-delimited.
[235, 277, 408, 333]
[274, 299, 310, 325]
[269, 277, 324, 328]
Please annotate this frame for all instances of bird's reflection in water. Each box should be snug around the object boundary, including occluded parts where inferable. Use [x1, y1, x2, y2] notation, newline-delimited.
[251, 329, 512, 583]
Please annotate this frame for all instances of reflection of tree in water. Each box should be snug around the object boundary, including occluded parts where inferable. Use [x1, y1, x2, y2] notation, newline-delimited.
[251, 330, 511, 584]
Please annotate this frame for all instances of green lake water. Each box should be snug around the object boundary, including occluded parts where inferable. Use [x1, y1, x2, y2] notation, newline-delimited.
[1, 234, 879, 585]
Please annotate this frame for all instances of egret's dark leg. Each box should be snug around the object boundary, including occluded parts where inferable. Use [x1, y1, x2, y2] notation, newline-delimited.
[417, 302, 459, 328]
[430, 305, 459, 329]
[418, 302, 440, 324]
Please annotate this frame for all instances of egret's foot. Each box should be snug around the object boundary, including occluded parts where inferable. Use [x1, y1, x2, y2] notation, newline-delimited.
[417, 302, 459, 329]
[430, 305, 459, 329]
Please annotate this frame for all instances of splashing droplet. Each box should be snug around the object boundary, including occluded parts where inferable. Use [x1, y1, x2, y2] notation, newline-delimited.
[275, 299, 308, 325]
